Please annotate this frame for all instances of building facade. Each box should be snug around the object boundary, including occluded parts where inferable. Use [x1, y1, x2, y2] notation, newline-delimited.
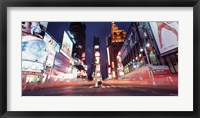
[107, 22, 126, 78]
[69, 22, 86, 64]
[120, 22, 178, 77]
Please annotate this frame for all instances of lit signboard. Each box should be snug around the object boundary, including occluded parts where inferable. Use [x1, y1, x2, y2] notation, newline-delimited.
[43, 33, 60, 66]
[120, 31, 137, 61]
[22, 22, 48, 39]
[95, 51, 100, 57]
[44, 33, 60, 53]
[53, 52, 70, 73]
[149, 22, 178, 54]
[61, 31, 73, 57]
[22, 61, 44, 72]
[22, 35, 48, 64]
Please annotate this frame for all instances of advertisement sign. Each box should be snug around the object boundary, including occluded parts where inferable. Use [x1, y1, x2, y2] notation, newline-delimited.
[132, 62, 137, 69]
[22, 22, 48, 39]
[22, 61, 44, 72]
[51, 69, 76, 80]
[51, 69, 65, 79]
[43, 33, 60, 66]
[149, 22, 178, 54]
[120, 30, 139, 61]
[44, 33, 60, 53]
[149, 51, 158, 65]
[53, 52, 70, 73]
[22, 71, 42, 76]
[124, 66, 129, 73]
[129, 32, 134, 48]
[61, 31, 73, 57]
[120, 46, 126, 61]
[22, 35, 48, 64]
[120, 36, 129, 61]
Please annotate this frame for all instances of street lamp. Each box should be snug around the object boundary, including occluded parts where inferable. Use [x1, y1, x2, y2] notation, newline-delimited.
[140, 44, 156, 85]
[146, 43, 150, 47]
[138, 23, 156, 85]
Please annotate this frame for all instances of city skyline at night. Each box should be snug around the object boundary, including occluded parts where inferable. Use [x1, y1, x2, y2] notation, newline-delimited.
[46, 22, 131, 78]
[22, 21, 178, 96]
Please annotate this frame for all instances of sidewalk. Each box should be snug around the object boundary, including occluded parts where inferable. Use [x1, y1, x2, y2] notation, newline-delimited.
[121, 66, 178, 86]
[104, 76, 178, 87]
[153, 74, 178, 86]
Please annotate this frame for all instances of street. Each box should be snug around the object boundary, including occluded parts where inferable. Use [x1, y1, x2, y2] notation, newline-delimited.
[21, 21, 179, 97]
[22, 80, 178, 96]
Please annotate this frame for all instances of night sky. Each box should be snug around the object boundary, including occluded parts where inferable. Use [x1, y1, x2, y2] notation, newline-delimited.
[47, 22, 131, 78]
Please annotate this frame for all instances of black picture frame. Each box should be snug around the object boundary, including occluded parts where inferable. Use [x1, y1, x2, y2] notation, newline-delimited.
[0, 0, 199, 118]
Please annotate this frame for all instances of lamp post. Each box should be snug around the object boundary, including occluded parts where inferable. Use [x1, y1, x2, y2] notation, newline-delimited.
[138, 23, 156, 85]
[140, 43, 156, 85]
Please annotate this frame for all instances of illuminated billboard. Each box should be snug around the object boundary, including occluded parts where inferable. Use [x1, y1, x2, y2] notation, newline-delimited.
[22, 61, 44, 72]
[120, 29, 139, 61]
[53, 52, 70, 73]
[22, 22, 48, 39]
[149, 22, 178, 54]
[44, 33, 60, 53]
[43, 33, 60, 66]
[60, 31, 73, 58]
[22, 35, 48, 64]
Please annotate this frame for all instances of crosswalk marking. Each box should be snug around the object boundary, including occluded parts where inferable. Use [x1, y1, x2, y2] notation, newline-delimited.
[86, 85, 137, 89]
[87, 85, 113, 89]
[81, 85, 150, 89]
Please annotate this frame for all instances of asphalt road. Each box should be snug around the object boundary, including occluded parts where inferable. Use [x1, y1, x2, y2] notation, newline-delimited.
[22, 82, 178, 96]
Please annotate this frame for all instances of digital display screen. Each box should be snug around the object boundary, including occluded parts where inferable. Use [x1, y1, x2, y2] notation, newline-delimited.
[60, 31, 73, 57]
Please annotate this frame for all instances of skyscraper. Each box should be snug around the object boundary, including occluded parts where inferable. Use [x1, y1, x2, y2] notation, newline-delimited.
[107, 22, 126, 78]
[69, 22, 86, 63]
